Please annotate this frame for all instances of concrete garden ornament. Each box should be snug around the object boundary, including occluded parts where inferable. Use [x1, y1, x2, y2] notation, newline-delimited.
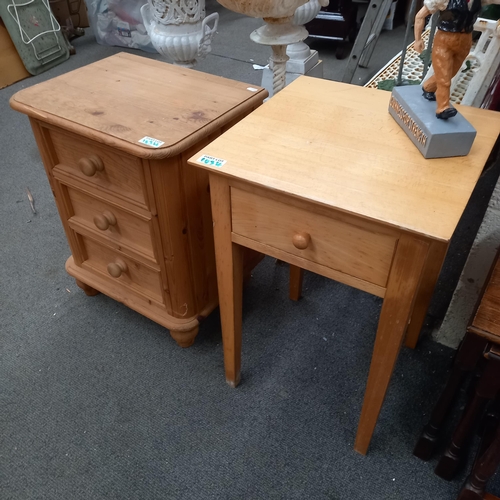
[287, 0, 329, 71]
[216, 0, 310, 94]
[141, 0, 218, 67]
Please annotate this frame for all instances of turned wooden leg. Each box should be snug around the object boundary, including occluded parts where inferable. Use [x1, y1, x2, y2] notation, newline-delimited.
[289, 265, 304, 301]
[210, 174, 244, 388]
[436, 348, 500, 481]
[458, 399, 500, 500]
[169, 325, 199, 348]
[75, 279, 100, 296]
[414, 332, 487, 461]
[405, 240, 448, 349]
[477, 394, 500, 447]
[354, 235, 429, 455]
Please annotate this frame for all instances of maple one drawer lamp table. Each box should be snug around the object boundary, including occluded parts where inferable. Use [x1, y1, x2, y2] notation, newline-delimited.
[189, 77, 500, 455]
[10, 53, 267, 347]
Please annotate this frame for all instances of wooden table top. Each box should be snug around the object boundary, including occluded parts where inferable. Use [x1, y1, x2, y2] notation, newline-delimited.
[9, 53, 267, 159]
[190, 77, 500, 242]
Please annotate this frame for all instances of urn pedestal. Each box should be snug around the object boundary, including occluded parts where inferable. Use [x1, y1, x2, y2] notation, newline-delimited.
[262, 0, 329, 96]
[217, 0, 310, 94]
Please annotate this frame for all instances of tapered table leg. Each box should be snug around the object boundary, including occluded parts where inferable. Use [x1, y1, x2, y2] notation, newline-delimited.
[210, 174, 244, 387]
[405, 240, 448, 349]
[289, 265, 304, 301]
[354, 235, 430, 455]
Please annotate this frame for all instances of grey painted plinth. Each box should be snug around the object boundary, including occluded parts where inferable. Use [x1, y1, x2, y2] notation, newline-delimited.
[388, 85, 477, 159]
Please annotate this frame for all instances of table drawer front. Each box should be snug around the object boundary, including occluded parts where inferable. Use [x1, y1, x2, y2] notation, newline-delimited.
[66, 187, 156, 262]
[231, 188, 397, 288]
[81, 236, 164, 304]
[49, 128, 148, 208]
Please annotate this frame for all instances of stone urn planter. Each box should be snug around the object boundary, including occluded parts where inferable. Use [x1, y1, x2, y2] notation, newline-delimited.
[218, 0, 306, 17]
[141, 0, 218, 68]
[217, 0, 309, 93]
[287, 0, 329, 65]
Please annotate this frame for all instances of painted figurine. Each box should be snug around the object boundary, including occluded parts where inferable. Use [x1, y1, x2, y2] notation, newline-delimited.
[414, 0, 500, 119]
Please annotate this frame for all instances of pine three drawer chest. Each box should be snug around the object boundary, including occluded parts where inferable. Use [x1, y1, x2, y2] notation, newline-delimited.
[10, 53, 267, 347]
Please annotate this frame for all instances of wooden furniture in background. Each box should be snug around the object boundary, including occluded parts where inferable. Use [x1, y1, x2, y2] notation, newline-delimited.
[189, 77, 500, 454]
[456, 356, 500, 500]
[10, 52, 267, 347]
[485, 493, 500, 500]
[305, 0, 358, 59]
[415, 250, 500, 499]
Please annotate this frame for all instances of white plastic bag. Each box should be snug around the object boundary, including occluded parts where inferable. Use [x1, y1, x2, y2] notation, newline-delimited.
[84, 0, 156, 52]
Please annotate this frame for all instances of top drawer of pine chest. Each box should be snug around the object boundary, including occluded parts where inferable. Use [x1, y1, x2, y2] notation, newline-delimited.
[48, 127, 150, 210]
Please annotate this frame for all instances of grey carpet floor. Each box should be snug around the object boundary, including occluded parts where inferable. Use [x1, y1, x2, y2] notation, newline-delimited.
[2, 3, 500, 499]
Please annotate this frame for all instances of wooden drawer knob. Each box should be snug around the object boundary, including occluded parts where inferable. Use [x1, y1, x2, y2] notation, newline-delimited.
[292, 232, 311, 250]
[78, 155, 104, 177]
[107, 258, 127, 278]
[94, 210, 117, 231]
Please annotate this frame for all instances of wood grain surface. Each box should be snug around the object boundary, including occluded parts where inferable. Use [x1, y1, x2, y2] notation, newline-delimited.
[10, 52, 267, 158]
[471, 253, 500, 338]
[191, 77, 500, 242]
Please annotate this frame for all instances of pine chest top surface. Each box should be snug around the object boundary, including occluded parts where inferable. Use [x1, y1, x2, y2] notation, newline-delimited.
[10, 53, 267, 159]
